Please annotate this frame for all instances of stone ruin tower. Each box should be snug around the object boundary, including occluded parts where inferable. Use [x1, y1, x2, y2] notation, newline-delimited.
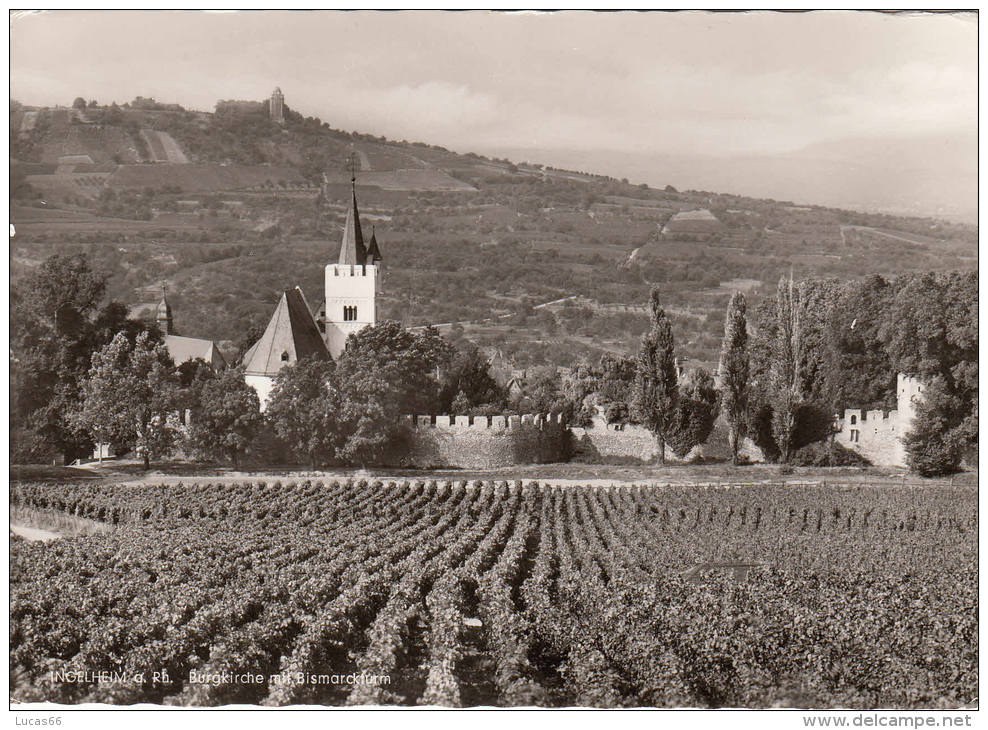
[838, 372, 925, 467]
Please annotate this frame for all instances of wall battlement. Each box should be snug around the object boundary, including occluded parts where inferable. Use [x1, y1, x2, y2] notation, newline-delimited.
[329, 263, 377, 278]
[402, 413, 566, 431]
[399, 413, 568, 469]
[835, 373, 924, 467]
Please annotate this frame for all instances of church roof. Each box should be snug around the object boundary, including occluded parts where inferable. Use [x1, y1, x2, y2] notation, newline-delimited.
[242, 288, 329, 376]
[366, 226, 383, 263]
[337, 181, 367, 265]
[164, 334, 225, 368]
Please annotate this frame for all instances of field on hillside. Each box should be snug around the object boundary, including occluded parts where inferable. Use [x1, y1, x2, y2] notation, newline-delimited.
[10, 479, 977, 708]
[11, 105, 979, 369]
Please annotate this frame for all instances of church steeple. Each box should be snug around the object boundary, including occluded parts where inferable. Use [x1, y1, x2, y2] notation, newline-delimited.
[337, 176, 367, 266]
[366, 224, 383, 265]
[156, 287, 173, 335]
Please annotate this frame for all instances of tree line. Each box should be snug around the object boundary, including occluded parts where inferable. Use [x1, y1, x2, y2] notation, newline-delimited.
[616, 271, 977, 475]
[10, 254, 976, 475]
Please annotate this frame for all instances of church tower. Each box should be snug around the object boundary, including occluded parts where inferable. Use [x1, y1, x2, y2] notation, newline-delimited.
[156, 289, 173, 335]
[323, 178, 382, 359]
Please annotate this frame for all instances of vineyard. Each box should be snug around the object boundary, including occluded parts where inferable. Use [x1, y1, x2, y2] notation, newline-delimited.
[9, 479, 978, 708]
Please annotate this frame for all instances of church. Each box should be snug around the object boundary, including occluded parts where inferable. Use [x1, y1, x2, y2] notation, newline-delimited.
[242, 177, 383, 408]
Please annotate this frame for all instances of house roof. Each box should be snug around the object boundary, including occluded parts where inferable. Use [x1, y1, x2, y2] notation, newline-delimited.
[242, 287, 329, 376]
[164, 334, 225, 368]
[337, 180, 367, 265]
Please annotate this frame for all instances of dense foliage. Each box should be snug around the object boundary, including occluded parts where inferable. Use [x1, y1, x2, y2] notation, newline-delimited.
[10, 479, 977, 708]
[719, 291, 749, 464]
[747, 271, 978, 473]
[10, 255, 153, 462]
[632, 289, 679, 463]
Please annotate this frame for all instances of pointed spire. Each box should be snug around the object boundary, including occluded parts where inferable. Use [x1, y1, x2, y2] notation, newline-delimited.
[156, 285, 173, 335]
[337, 177, 366, 265]
[366, 224, 382, 264]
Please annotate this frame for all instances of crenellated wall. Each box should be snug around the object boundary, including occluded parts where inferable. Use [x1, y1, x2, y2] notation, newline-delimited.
[400, 413, 569, 469]
[834, 373, 924, 467]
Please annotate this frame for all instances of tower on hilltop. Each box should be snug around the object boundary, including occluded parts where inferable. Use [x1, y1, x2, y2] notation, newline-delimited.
[322, 174, 383, 359]
[270, 87, 284, 124]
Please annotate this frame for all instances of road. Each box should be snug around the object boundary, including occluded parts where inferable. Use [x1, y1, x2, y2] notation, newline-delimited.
[408, 295, 578, 331]
[10, 523, 62, 542]
[840, 225, 937, 246]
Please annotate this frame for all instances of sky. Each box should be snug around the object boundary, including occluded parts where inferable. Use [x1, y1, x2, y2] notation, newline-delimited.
[10, 10, 977, 159]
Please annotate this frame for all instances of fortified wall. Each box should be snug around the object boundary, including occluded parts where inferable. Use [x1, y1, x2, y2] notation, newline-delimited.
[400, 413, 568, 469]
[570, 415, 663, 462]
[835, 373, 923, 467]
[569, 409, 764, 464]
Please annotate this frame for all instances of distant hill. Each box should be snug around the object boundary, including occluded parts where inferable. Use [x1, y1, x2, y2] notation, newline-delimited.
[489, 131, 977, 224]
[9, 99, 979, 371]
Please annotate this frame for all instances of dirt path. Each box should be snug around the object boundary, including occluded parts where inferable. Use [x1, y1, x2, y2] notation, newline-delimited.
[840, 225, 936, 246]
[10, 523, 62, 542]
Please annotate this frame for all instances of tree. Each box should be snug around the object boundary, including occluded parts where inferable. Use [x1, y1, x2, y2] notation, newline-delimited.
[719, 291, 749, 464]
[903, 376, 964, 477]
[336, 374, 400, 466]
[265, 357, 340, 468]
[881, 271, 978, 467]
[669, 368, 719, 459]
[770, 276, 803, 464]
[512, 366, 568, 414]
[11, 254, 147, 462]
[632, 287, 679, 464]
[336, 321, 455, 416]
[74, 331, 178, 469]
[597, 353, 636, 406]
[72, 97, 87, 110]
[186, 367, 262, 467]
[438, 343, 506, 412]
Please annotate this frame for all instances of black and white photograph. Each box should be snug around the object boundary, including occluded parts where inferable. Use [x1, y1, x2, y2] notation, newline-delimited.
[7, 8, 979, 722]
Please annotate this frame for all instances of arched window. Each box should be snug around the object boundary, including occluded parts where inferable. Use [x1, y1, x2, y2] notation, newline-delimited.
[850, 415, 857, 425]
[280, 351, 289, 362]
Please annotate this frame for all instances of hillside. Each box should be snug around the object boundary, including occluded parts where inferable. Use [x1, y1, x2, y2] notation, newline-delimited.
[10, 100, 978, 370]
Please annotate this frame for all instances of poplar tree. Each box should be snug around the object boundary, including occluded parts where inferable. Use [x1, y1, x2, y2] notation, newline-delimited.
[719, 291, 750, 464]
[633, 287, 679, 464]
[771, 275, 803, 464]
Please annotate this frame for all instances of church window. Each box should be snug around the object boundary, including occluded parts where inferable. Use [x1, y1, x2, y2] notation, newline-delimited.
[343, 305, 358, 322]
[850, 429, 859, 443]
[850, 415, 856, 424]
[280, 351, 289, 362]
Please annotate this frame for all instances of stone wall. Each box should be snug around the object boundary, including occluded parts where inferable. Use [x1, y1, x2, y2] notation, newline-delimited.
[570, 419, 662, 462]
[401, 413, 569, 469]
[570, 411, 764, 464]
[835, 407, 904, 467]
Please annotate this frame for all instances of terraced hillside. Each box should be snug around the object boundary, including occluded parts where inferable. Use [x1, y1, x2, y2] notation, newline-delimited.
[10, 102, 979, 368]
[10, 479, 977, 708]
